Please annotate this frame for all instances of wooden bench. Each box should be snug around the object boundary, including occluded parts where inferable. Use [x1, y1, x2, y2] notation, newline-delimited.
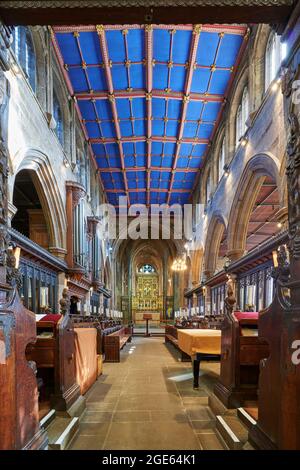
[165, 325, 190, 362]
[26, 314, 81, 412]
[104, 326, 133, 362]
[214, 311, 269, 408]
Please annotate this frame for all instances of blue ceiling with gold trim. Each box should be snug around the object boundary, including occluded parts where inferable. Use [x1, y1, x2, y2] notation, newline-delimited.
[53, 24, 247, 206]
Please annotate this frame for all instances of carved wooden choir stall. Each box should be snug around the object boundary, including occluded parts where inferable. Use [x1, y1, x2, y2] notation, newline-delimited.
[248, 109, 300, 450]
[0, 288, 48, 450]
[214, 280, 269, 408]
[25, 290, 82, 414]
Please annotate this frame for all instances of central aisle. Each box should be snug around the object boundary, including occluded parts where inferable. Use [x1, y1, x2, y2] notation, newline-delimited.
[69, 337, 223, 450]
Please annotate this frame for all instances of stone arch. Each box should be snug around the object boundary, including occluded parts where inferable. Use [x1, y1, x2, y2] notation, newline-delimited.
[227, 152, 282, 260]
[11, 149, 67, 255]
[111, 216, 184, 258]
[203, 212, 227, 278]
[190, 247, 204, 286]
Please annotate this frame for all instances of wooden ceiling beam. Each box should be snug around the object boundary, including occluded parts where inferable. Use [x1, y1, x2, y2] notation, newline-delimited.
[0, 2, 294, 26]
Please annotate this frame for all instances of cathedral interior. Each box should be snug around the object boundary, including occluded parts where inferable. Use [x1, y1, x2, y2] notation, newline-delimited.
[0, 0, 300, 453]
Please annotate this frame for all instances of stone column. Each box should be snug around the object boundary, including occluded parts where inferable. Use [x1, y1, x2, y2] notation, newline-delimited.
[204, 285, 211, 315]
[65, 180, 86, 269]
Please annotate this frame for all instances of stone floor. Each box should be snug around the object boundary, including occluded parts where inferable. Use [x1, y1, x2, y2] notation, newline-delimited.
[68, 336, 224, 450]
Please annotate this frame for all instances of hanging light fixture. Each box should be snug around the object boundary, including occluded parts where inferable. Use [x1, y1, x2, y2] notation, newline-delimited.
[172, 253, 187, 271]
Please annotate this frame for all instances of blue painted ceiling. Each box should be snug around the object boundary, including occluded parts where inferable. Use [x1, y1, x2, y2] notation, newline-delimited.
[54, 24, 247, 207]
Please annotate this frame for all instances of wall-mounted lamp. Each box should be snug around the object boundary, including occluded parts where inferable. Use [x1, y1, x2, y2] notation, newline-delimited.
[8, 243, 21, 269]
[13, 246, 21, 270]
[224, 258, 230, 271]
[223, 163, 230, 176]
[272, 77, 282, 92]
[240, 136, 248, 147]
[272, 249, 278, 268]
[10, 60, 21, 76]
[277, 222, 283, 229]
[63, 158, 70, 168]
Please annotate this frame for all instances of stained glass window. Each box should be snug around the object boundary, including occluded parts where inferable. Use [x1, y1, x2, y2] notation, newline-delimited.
[53, 89, 64, 145]
[139, 264, 156, 274]
[12, 26, 36, 92]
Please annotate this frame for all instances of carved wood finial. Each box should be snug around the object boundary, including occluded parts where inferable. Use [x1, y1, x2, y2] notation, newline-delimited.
[272, 245, 290, 283]
[6, 243, 22, 290]
[224, 277, 236, 314]
[59, 288, 70, 316]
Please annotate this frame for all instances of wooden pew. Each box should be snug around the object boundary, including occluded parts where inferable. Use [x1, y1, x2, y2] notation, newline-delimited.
[165, 324, 191, 362]
[26, 313, 82, 413]
[104, 326, 133, 362]
[74, 326, 98, 395]
[71, 317, 103, 355]
[0, 290, 48, 450]
[214, 307, 269, 409]
[177, 328, 221, 388]
[175, 315, 224, 330]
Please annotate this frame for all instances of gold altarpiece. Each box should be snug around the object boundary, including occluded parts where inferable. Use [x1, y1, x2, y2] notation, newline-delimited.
[132, 265, 163, 322]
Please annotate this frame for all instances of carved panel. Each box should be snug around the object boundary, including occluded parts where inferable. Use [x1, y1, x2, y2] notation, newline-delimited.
[0, 0, 295, 7]
[286, 112, 300, 259]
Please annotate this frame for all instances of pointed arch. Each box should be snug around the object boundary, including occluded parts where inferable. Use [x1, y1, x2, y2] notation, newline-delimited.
[190, 248, 204, 286]
[227, 152, 282, 259]
[11, 149, 67, 254]
[203, 212, 227, 278]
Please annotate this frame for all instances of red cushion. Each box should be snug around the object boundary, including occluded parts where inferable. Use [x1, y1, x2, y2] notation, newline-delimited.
[233, 312, 259, 321]
[39, 314, 62, 323]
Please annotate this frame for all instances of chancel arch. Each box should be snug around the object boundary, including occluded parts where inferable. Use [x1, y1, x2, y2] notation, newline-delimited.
[115, 234, 184, 322]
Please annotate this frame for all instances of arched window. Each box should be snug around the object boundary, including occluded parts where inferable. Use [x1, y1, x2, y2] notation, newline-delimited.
[265, 32, 286, 91]
[236, 87, 249, 148]
[206, 171, 212, 204]
[218, 138, 226, 182]
[12, 26, 36, 92]
[139, 264, 156, 274]
[53, 89, 64, 146]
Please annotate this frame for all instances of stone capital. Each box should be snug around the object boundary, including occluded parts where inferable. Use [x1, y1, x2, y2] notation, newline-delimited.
[226, 248, 244, 262]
